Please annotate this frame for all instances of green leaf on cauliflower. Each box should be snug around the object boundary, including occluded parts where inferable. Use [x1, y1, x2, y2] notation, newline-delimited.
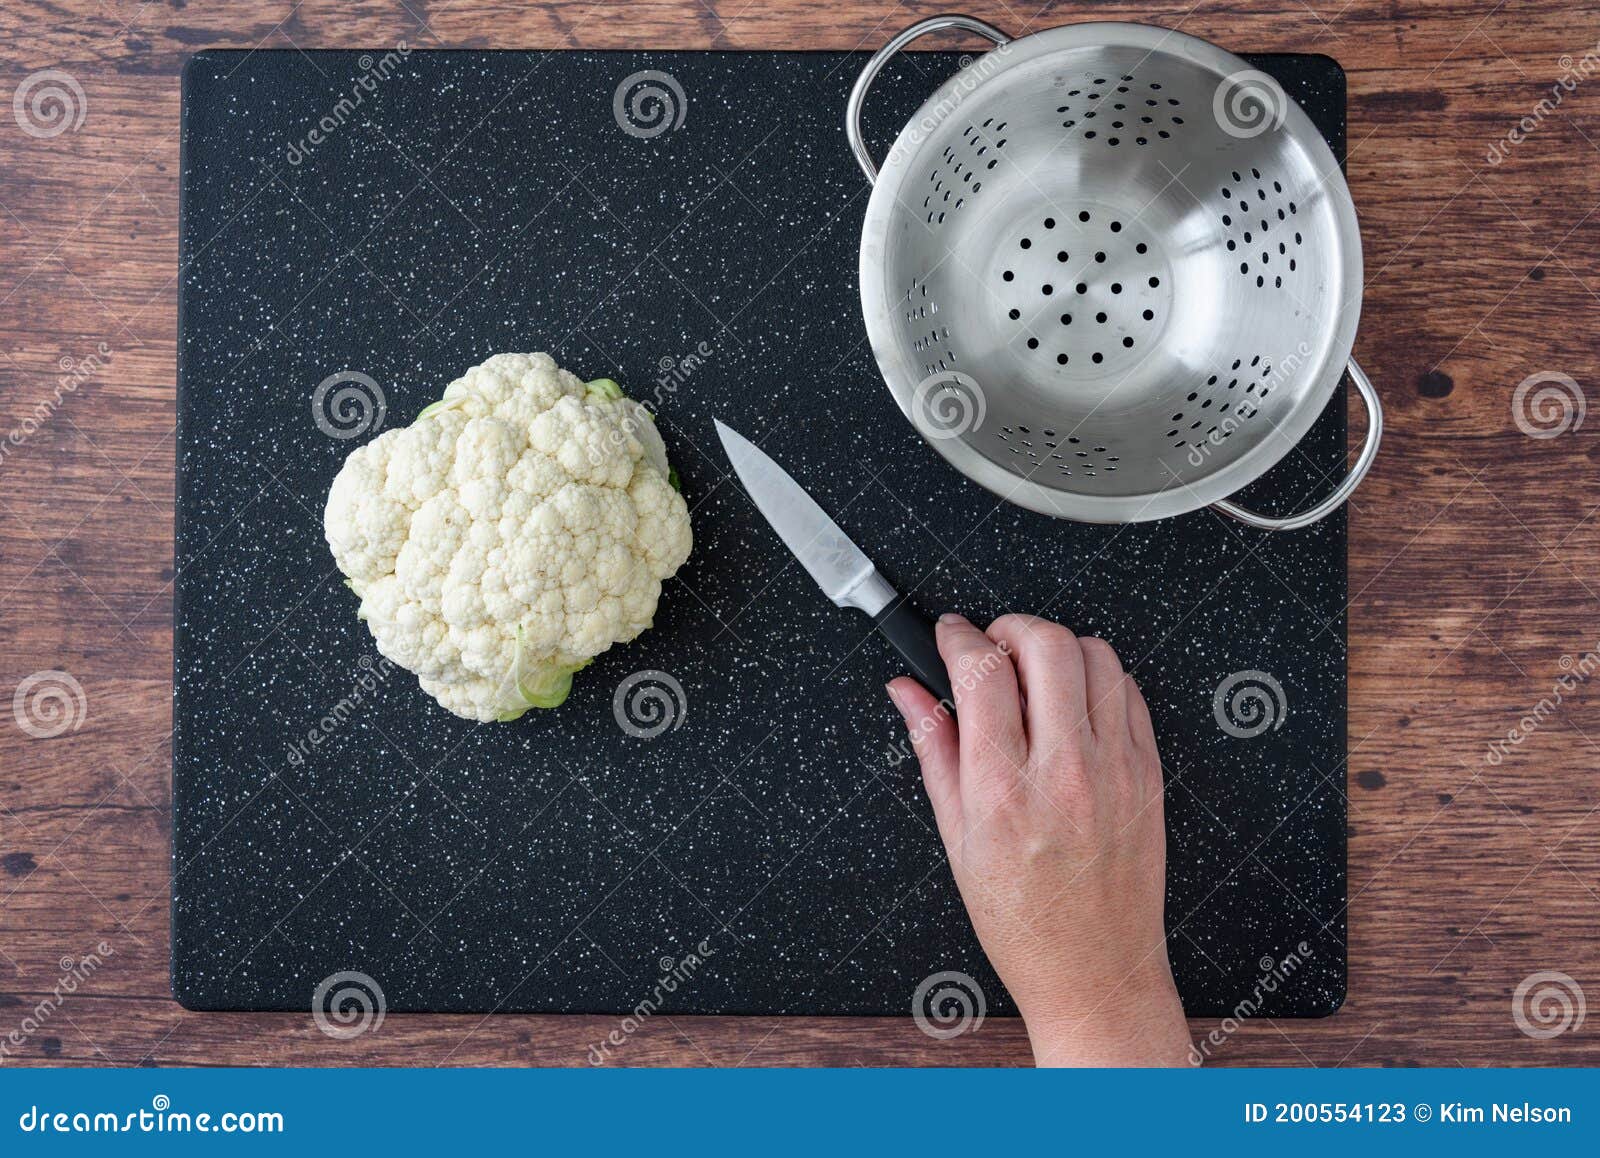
[417, 394, 471, 419]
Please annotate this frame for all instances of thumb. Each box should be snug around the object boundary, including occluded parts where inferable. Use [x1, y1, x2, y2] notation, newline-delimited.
[887, 677, 962, 845]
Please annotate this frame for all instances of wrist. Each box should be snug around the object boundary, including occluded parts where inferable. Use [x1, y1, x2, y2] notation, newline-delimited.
[1018, 973, 1192, 1067]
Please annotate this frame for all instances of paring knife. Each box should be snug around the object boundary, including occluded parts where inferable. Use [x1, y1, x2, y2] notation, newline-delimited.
[714, 420, 954, 706]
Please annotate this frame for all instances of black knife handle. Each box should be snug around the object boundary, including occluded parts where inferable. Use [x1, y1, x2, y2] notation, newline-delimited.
[870, 598, 954, 709]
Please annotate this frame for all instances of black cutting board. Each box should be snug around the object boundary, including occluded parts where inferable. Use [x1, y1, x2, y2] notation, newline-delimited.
[174, 48, 1348, 1018]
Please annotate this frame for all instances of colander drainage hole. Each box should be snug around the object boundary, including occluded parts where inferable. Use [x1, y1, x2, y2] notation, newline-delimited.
[1003, 270, 1014, 281]
[1095, 312, 1107, 323]
[1008, 308, 1021, 319]
[1060, 313, 1072, 325]
[1078, 210, 1091, 222]
[1142, 308, 1154, 320]
[1135, 242, 1148, 254]
[1020, 238, 1032, 249]
[1042, 283, 1055, 295]
[1092, 352, 1104, 364]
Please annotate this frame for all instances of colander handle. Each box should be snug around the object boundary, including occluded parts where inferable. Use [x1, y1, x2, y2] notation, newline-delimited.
[1211, 359, 1384, 532]
[846, 14, 1012, 184]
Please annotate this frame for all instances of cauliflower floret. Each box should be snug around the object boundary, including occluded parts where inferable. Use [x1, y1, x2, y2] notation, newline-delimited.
[324, 352, 692, 721]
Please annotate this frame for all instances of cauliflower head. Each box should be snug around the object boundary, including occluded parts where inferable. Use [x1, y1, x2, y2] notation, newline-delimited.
[323, 352, 692, 721]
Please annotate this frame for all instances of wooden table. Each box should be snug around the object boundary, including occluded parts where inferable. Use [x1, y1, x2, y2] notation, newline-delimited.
[1, 0, 1597, 1068]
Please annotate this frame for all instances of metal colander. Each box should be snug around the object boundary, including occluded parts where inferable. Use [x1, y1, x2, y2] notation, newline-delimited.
[850, 16, 1382, 529]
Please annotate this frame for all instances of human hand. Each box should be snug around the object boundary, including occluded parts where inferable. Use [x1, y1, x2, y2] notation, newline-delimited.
[886, 613, 1191, 1067]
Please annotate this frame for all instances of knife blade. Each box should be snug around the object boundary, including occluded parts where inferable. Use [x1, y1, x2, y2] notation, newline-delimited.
[713, 419, 954, 707]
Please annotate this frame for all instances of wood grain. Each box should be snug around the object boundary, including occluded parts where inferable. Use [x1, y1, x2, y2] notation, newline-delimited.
[2, 0, 1599, 1067]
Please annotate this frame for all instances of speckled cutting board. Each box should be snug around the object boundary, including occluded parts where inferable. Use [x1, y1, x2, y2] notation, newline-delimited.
[174, 48, 1348, 1017]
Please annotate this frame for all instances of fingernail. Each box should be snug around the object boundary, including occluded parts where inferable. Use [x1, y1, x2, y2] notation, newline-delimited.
[938, 612, 965, 625]
[884, 682, 904, 713]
